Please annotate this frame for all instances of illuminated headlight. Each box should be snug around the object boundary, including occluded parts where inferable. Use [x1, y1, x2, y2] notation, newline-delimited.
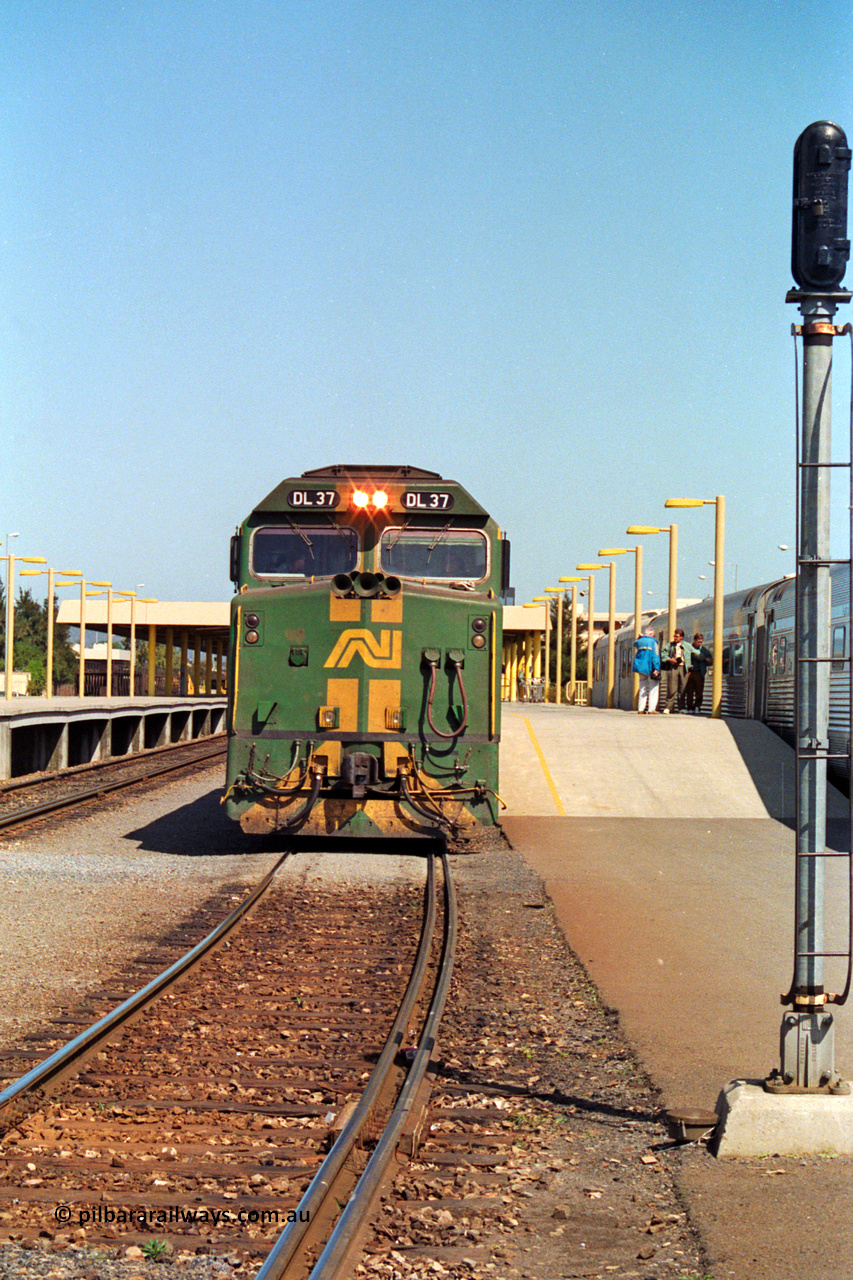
[245, 630, 260, 645]
[373, 490, 388, 508]
[471, 634, 487, 649]
[318, 706, 340, 729]
[385, 708, 406, 731]
[352, 490, 370, 508]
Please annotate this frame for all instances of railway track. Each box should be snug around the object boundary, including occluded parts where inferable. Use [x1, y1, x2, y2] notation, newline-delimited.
[0, 844, 457, 1278]
[0, 736, 227, 832]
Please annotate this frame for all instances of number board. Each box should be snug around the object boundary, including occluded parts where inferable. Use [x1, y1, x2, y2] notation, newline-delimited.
[402, 490, 455, 511]
[287, 489, 341, 509]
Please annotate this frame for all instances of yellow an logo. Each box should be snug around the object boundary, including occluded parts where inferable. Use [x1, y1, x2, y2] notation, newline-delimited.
[324, 629, 403, 669]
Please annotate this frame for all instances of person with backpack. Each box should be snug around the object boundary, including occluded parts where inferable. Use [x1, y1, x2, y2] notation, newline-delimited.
[633, 628, 661, 714]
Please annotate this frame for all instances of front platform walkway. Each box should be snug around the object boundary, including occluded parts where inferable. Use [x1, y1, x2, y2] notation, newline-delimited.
[498, 703, 851, 1104]
[497, 702, 853, 1276]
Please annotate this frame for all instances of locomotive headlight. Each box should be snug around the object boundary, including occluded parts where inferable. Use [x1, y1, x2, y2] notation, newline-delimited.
[372, 490, 388, 509]
[245, 630, 260, 645]
[246, 613, 260, 628]
[471, 634, 487, 650]
[471, 617, 487, 633]
[352, 490, 370, 508]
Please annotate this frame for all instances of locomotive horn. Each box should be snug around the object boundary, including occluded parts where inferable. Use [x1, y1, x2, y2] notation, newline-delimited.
[383, 575, 402, 598]
[331, 573, 355, 597]
[353, 572, 383, 597]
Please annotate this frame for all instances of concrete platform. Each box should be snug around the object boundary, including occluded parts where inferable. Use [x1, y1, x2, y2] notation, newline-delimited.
[498, 704, 852, 1125]
[0, 696, 227, 778]
[500, 702, 843, 822]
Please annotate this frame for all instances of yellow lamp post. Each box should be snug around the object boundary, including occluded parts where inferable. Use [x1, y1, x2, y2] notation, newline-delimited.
[142, 599, 159, 694]
[558, 577, 583, 703]
[114, 591, 137, 696]
[51, 572, 84, 697]
[4, 556, 47, 699]
[84, 584, 113, 696]
[522, 602, 547, 702]
[113, 592, 158, 697]
[599, 547, 643, 709]
[19, 564, 59, 698]
[531, 596, 551, 700]
[593, 555, 618, 709]
[665, 496, 725, 718]
[543, 587, 565, 704]
[627, 524, 678, 633]
[576, 565, 604, 699]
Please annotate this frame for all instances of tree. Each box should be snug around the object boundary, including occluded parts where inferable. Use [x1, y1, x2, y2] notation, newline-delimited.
[548, 595, 588, 693]
[0, 588, 78, 690]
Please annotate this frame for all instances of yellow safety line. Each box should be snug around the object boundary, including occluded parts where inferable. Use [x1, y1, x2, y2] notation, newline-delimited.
[522, 716, 566, 816]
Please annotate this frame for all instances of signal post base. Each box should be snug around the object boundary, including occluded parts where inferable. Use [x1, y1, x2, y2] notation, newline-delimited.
[715, 1079, 853, 1157]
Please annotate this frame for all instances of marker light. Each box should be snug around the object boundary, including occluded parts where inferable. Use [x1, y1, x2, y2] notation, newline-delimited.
[373, 490, 388, 508]
[352, 490, 370, 508]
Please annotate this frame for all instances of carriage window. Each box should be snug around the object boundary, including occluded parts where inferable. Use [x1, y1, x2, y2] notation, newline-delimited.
[732, 643, 744, 676]
[380, 528, 488, 581]
[774, 634, 788, 676]
[252, 526, 359, 578]
[832, 624, 846, 672]
[722, 645, 732, 676]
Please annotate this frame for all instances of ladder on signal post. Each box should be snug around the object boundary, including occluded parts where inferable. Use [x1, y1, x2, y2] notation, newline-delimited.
[786, 321, 853, 1012]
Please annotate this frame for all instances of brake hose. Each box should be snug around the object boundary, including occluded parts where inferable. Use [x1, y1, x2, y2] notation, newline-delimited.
[425, 656, 469, 738]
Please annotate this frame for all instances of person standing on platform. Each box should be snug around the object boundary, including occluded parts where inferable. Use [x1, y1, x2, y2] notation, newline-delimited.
[685, 632, 712, 713]
[660, 628, 694, 714]
[633, 628, 661, 714]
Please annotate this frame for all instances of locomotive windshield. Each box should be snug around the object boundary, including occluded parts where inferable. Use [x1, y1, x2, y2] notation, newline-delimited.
[380, 527, 488, 581]
[252, 526, 359, 578]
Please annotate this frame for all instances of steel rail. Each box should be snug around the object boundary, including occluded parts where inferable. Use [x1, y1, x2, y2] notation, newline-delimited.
[0, 733, 227, 795]
[0, 740, 227, 831]
[0, 852, 287, 1129]
[254, 844, 446, 1280]
[309, 838, 457, 1280]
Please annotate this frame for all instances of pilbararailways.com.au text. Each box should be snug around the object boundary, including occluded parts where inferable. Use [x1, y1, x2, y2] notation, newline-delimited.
[54, 1205, 309, 1229]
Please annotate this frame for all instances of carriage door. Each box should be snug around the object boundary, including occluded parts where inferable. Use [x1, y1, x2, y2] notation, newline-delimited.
[752, 607, 772, 721]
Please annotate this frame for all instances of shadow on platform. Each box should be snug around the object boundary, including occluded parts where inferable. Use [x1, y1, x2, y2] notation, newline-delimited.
[724, 719, 848, 848]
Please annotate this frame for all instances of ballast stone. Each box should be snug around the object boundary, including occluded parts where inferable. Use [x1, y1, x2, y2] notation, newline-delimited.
[715, 1079, 853, 1156]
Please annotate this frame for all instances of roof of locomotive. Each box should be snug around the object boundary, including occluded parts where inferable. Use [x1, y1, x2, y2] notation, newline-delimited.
[252, 465, 491, 517]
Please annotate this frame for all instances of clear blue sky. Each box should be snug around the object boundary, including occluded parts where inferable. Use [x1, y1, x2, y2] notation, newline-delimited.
[3, 1, 853, 611]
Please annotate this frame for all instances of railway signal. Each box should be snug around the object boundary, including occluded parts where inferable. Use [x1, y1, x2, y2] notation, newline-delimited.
[781, 121, 852, 1094]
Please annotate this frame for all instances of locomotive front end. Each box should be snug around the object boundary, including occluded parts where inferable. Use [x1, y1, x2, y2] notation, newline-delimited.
[224, 465, 505, 838]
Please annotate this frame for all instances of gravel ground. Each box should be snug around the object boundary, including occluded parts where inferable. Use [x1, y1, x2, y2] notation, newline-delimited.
[1, 763, 820, 1280]
[0, 768, 281, 1047]
[0, 765, 433, 1280]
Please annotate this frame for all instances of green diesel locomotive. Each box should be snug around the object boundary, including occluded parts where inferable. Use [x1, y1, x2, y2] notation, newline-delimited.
[224, 465, 507, 837]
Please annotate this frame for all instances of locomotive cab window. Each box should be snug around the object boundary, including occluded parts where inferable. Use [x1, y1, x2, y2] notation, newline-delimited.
[251, 526, 359, 578]
[379, 527, 488, 582]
